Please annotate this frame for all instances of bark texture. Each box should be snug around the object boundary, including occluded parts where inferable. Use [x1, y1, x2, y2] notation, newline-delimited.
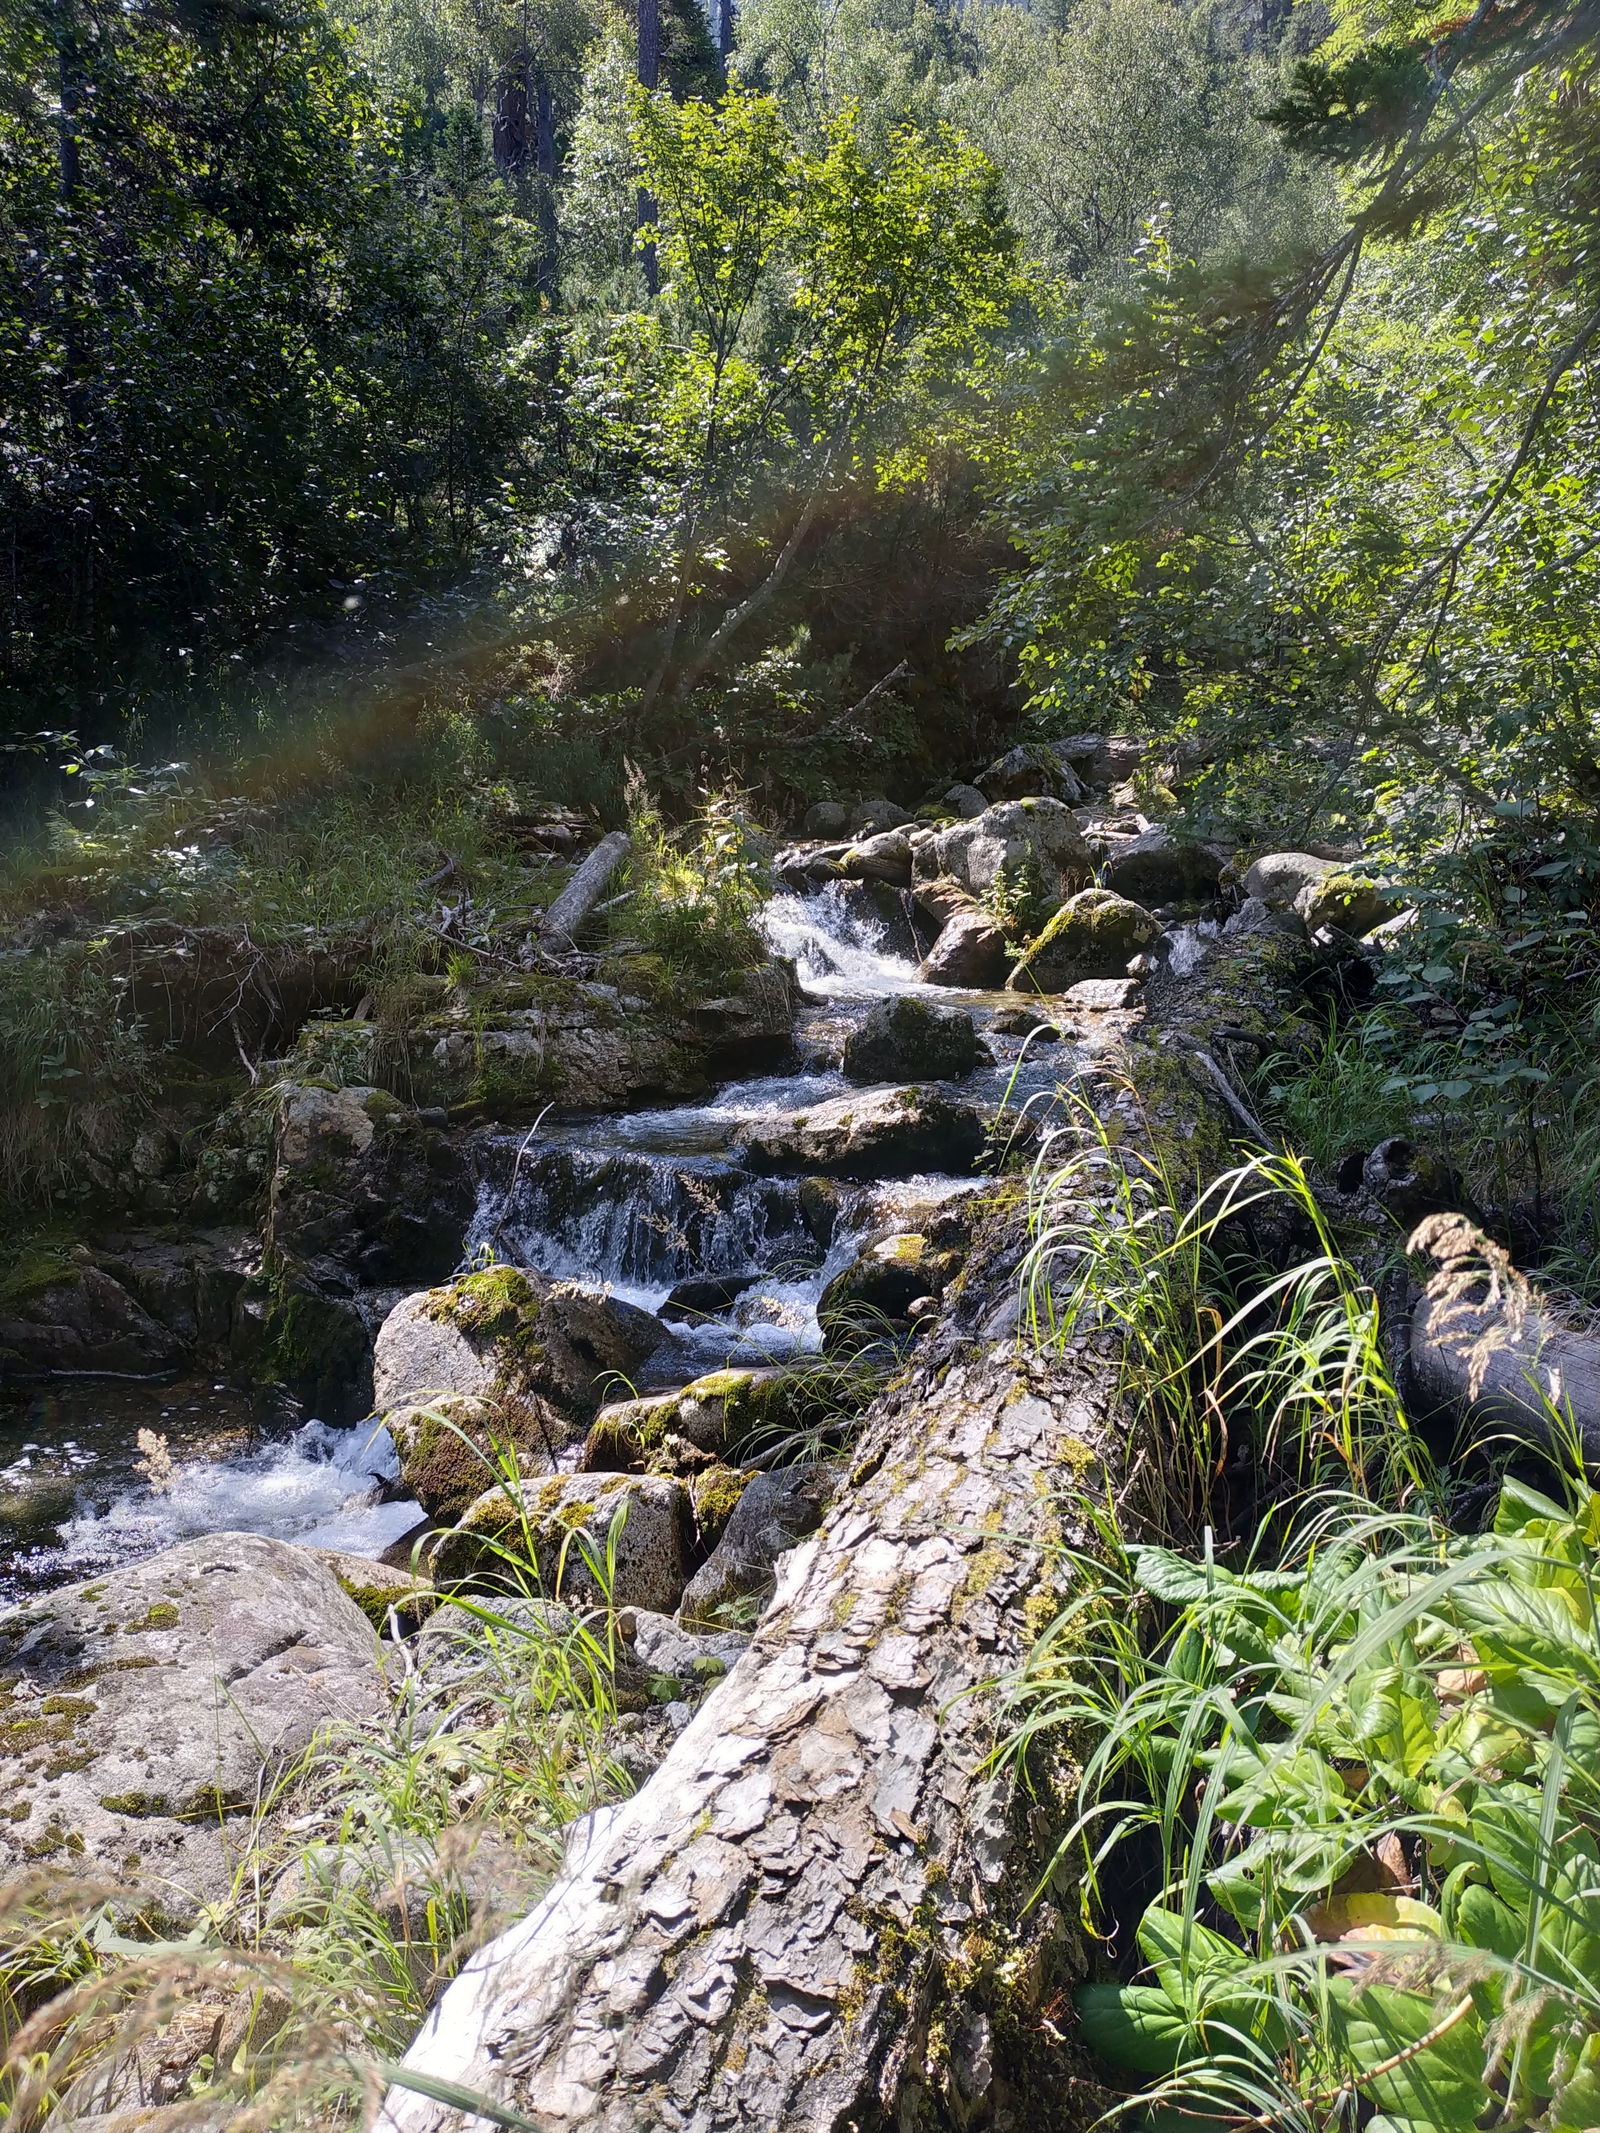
[380, 939, 1306, 2133]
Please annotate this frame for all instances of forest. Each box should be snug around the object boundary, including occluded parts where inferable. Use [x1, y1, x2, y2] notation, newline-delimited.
[3, 0, 1600, 2127]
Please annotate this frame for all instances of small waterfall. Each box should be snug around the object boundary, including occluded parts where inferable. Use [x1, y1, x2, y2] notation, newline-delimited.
[761, 883, 923, 997]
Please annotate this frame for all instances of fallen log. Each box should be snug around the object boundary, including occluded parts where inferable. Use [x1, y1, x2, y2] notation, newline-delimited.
[541, 831, 632, 950]
[378, 939, 1307, 2133]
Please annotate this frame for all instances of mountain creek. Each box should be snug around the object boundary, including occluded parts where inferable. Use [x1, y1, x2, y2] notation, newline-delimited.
[0, 779, 1513, 2133]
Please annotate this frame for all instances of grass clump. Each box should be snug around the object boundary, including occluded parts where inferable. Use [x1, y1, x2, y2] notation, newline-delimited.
[613, 770, 768, 994]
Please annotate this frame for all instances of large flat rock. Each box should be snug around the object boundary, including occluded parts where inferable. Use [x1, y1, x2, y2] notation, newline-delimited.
[731, 1086, 987, 1177]
[0, 1534, 386, 1916]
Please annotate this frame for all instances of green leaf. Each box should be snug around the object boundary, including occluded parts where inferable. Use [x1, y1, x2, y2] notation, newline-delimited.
[1325, 1981, 1486, 2130]
[1075, 1983, 1196, 2074]
[1132, 1547, 1224, 1606]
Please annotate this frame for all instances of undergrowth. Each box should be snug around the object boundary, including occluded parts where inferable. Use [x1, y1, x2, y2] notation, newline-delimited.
[1008, 1073, 1600, 2133]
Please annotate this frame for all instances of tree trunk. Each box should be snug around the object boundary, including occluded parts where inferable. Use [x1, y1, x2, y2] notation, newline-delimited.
[637, 0, 661, 295]
[535, 70, 559, 302]
[539, 831, 633, 950]
[378, 942, 1301, 2133]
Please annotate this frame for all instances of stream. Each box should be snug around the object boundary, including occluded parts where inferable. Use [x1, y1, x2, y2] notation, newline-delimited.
[0, 882, 1088, 1600]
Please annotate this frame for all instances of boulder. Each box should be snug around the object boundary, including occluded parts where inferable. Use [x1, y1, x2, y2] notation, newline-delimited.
[838, 828, 912, 887]
[261, 1275, 374, 1421]
[916, 800, 1091, 915]
[841, 996, 979, 1083]
[373, 1268, 667, 1425]
[268, 1084, 474, 1291]
[677, 1467, 833, 1631]
[385, 1392, 570, 1521]
[819, 1232, 961, 1346]
[1007, 889, 1163, 993]
[917, 909, 1010, 988]
[798, 1176, 844, 1247]
[1295, 871, 1398, 938]
[1101, 828, 1226, 906]
[1241, 851, 1333, 907]
[912, 874, 982, 928]
[802, 801, 849, 839]
[979, 743, 1085, 805]
[659, 1273, 760, 1323]
[0, 1534, 385, 1911]
[0, 1265, 185, 1378]
[432, 1474, 693, 1613]
[628, 1610, 750, 1695]
[582, 1368, 825, 1473]
[849, 799, 912, 835]
[943, 783, 989, 819]
[732, 1086, 987, 1178]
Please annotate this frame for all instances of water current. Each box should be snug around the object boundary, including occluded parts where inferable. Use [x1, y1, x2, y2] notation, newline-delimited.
[0, 882, 1092, 1599]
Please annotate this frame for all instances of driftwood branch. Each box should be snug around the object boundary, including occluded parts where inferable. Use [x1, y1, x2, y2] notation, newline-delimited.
[539, 832, 632, 950]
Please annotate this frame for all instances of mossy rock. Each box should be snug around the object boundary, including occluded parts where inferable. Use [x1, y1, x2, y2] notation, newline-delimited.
[385, 1392, 570, 1520]
[1294, 871, 1397, 938]
[432, 1473, 692, 1613]
[1007, 888, 1162, 993]
[305, 1548, 437, 1629]
[691, 1464, 751, 1551]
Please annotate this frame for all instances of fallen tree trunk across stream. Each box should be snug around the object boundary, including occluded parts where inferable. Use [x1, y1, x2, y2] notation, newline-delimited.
[378, 938, 1304, 2133]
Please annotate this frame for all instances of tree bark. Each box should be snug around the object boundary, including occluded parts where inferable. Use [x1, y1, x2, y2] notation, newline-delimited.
[378, 941, 1303, 2133]
[539, 831, 632, 950]
[637, 0, 661, 296]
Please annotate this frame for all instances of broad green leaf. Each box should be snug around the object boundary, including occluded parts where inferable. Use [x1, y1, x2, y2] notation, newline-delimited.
[1075, 1983, 1195, 2074]
[1325, 1980, 1486, 2131]
[1133, 1547, 1224, 1606]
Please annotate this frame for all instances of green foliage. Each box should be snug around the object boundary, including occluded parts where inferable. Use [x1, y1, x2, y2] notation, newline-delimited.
[1003, 1477, 1600, 2133]
[615, 772, 767, 987]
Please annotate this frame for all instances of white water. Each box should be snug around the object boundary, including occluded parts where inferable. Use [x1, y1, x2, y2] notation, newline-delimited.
[50, 1420, 412, 1581]
[761, 885, 923, 997]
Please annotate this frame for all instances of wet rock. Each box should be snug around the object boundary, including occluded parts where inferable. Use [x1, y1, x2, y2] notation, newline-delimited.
[838, 828, 912, 888]
[987, 1003, 1063, 1037]
[0, 1534, 385, 1912]
[373, 1268, 667, 1426]
[433, 1474, 693, 1613]
[264, 1276, 373, 1421]
[385, 1392, 569, 1521]
[979, 742, 1085, 805]
[912, 873, 982, 929]
[1242, 851, 1333, 907]
[1101, 828, 1226, 906]
[943, 783, 988, 819]
[677, 1467, 833, 1630]
[841, 995, 979, 1083]
[660, 1273, 761, 1322]
[917, 799, 1091, 915]
[803, 801, 849, 839]
[849, 799, 912, 835]
[1063, 976, 1144, 1011]
[691, 963, 797, 1064]
[0, 1265, 185, 1378]
[268, 1083, 474, 1291]
[798, 1175, 844, 1247]
[1295, 871, 1398, 938]
[733, 1085, 987, 1178]
[819, 1231, 960, 1345]
[1007, 889, 1163, 992]
[918, 908, 1009, 988]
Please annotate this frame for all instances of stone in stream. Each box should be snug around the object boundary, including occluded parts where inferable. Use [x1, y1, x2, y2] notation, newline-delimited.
[838, 827, 913, 887]
[802, 801, 849, 838]
[943, 782, 989, 818]
[732, 1085, 987, 1177]
[1100, 827, 1227, 906]
[384, 1392, 571, 1521]
[841, 995, 980, 1083]
[979, 742, 1085, 805]
[268, 1083, 474, 1291]
[849, 799, 912, 835]
[581, 1368, 830, 1473]
[1006, 888, 1163, 992]
[1295, 870, 1398, 938]
[1241, 850, 1334, 906]
[676, 1466, 834, 1630]
[0, 1534, 385, 1914]
[372, 1266, 667, 1427]
[430, 1473, 693, 1613]
[918, 907, 1010, 988]
[818, 1230, 962, 1348]
[0, 1263, 185, 1376]
[915, 798, 1091, 915]
[659, 1273, 761, 1322]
